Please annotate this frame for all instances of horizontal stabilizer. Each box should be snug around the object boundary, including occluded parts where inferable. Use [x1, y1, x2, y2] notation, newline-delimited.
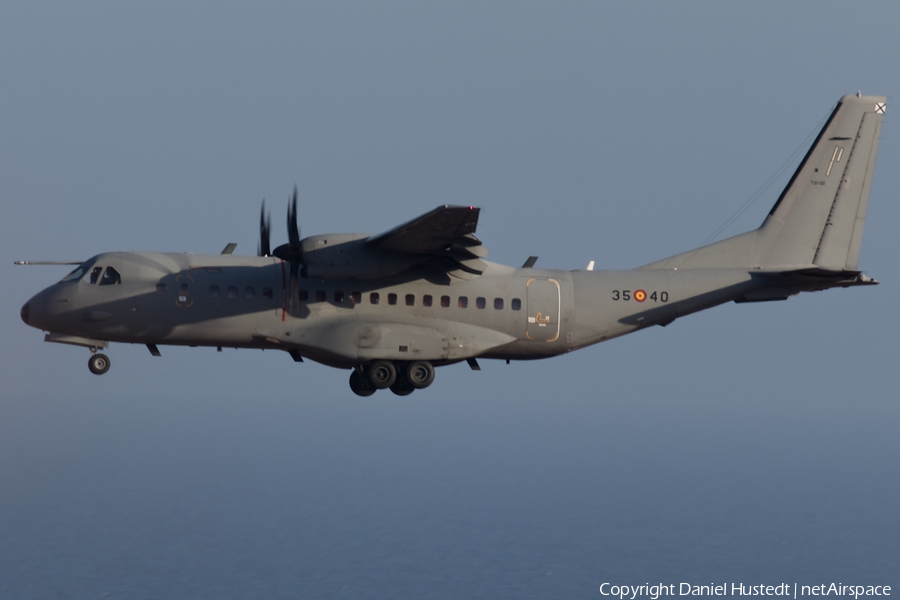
[772, 267, 879, 287]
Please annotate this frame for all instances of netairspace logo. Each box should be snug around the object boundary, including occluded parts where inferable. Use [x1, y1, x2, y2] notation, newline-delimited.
[599, 584, 892, 600]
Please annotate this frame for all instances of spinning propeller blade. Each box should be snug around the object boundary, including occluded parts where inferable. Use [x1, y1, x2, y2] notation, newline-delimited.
[286, 187, 301, 312]
[258, 200, 271, 257]
[269, 186, 303, 313]
[287, 186, 300, 255]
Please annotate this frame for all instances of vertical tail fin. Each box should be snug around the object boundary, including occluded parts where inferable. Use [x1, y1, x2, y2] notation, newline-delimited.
[762, 94, 885, 270]
[642, 95, 885, 271]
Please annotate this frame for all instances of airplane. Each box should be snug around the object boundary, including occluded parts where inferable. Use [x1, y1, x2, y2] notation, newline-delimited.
[18, 94, 886, 396]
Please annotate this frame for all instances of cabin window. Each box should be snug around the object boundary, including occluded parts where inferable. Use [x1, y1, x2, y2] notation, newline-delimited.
[89, 267, 103, 284]
[99, 267, 121, 286]
[245, 287, 255, 299]
[511, 298, 522, 311]
[351, 291, 361, 304]
[494, 298, 504, 310]
[441, 295, 450, 307]
[476, 297, 486, 309]
[458, 296, 468, 308]
[209, 285, 219, 298]
[227, 286, 237, 298]
[334, 291, 344, 303]
[423, 295, 433, 307]
[406, 294, 415, 306]
[157, 283, 167, 295]
[316, 290, 326, 302]
[370, 292, 380, 304]
[298, 289, 308, 301]
[388, 293, 398, 305]
[263, 287, 274, 300]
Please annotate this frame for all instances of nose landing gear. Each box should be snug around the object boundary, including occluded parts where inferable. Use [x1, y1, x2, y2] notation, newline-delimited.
[349, 360, 436, 396]
[88, 352, 111, 375]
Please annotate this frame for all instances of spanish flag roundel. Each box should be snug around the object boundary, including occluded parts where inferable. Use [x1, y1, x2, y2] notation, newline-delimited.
[634, 289, 646, 302]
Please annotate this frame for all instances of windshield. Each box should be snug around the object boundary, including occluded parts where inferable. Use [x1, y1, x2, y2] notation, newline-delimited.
[60, 264, 87, 282]
[59, 262, 121, 285]
[99, 267, 121, 286]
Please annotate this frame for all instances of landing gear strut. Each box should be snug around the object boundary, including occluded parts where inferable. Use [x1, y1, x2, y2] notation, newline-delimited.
[88, 353, 111, 375]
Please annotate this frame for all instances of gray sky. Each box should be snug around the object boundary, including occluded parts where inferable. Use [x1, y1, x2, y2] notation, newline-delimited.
[4, 2, 899, 401]
[1, 2, 898, 591]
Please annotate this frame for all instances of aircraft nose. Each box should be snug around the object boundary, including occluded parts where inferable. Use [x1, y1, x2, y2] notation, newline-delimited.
[21, 287, 58, 331]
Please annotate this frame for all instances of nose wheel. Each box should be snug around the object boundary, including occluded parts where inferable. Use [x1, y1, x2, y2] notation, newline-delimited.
[88, 353, 111, 375]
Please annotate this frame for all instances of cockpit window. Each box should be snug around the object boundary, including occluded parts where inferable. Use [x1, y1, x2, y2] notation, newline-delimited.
[61, 265, 86, 282]
[89, 267, 103, 284]
[99, 267, 121, 286]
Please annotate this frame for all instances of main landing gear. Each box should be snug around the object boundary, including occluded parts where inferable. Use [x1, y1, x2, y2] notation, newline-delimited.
[349, 360, 436, 397]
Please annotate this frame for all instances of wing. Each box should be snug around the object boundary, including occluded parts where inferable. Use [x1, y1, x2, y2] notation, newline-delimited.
[367, 205, 488, 275]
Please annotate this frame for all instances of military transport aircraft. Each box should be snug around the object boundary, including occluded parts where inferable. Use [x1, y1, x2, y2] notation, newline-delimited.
[18, 94, 886, 396]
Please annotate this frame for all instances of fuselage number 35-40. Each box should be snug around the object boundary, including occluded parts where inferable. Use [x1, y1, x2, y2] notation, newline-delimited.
[611, 289, 668, 302]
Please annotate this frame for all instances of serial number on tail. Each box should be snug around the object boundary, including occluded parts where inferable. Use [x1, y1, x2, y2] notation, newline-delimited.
[611, 289, 668, 302]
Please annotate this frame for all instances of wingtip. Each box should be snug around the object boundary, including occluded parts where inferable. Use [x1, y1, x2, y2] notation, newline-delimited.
[859, 274, 879, 285]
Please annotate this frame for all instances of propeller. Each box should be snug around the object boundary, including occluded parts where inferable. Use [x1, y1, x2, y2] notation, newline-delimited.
[272, 187, 302, 261]
[286, 186, 301, 260]
[271, 186, 303, 312]
[258, 199, 271, 257]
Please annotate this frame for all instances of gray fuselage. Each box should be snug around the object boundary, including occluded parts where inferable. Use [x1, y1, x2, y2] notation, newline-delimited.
[24, 250, 769, 369]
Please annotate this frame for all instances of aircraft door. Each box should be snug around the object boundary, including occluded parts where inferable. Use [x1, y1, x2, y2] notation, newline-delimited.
[525, 278, 560, 342]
